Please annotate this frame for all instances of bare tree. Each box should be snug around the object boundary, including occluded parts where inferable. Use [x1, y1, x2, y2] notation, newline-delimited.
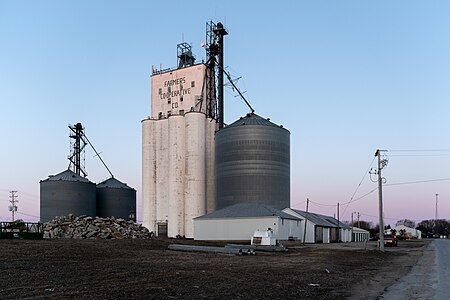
[395, 219, 416, 228]
[417, 219, 450, 237]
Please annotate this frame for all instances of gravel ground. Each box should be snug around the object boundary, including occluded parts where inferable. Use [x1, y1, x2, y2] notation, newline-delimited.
[0, 238, 430, 299]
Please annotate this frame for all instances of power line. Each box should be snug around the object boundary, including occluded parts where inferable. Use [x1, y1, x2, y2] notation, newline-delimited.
[385, 177, 450, 186]
[346, 187, 378, 204]
[388, 154, 450, 157]
[387, 149, 450, 152]
[342, 157, 376, 215]
[309, 200, 336, 207]
[15, 211, 44, 220]
[308, 187, 378, 208]
[16, 191, 38, 198]
[359, 212, 421, 222]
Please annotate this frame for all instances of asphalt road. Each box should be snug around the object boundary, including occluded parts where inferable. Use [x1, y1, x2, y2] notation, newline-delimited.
[435, 239, 450, 299]
[381, 239, 450, 299]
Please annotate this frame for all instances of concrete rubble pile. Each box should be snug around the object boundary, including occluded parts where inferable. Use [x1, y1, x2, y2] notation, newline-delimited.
[43, 214, 154, 239]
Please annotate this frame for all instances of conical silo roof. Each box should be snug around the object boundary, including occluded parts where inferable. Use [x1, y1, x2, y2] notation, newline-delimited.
[225, 113, 285, 129]
[40, 169, 92, 183]
[96, 177, 134, 190]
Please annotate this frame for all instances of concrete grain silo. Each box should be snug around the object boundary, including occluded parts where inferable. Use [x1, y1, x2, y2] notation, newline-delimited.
[141, 50, 218, 238]
[96, 177, 137, 222]
[215, 113, 290, 210]
[40, 169, 96, 222]
[142, 111, 216, 238]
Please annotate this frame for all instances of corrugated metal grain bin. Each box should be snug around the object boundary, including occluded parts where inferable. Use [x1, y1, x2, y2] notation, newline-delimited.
[40, 169, 96, 222]
[96, 177, 136, 222]
[215, 113, 290, 210]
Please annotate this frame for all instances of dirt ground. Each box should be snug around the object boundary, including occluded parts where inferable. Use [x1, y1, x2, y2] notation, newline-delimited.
[0, 238, 429, 299]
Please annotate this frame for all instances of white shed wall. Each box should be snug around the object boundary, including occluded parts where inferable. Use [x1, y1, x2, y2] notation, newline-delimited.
[340, 229, 352, 242]
[323, 228, 330, 243]
[277, 218, 302, 240]
[194, 217, 302, 241]
[283, 208, 318, 243]
[352, 228, 370, 242]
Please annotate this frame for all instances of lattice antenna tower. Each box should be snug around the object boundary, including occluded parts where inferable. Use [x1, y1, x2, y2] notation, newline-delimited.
[68, 123, 87, 177]
[67, 122, 114, 179]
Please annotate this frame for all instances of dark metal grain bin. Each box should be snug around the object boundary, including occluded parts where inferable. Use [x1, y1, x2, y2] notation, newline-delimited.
[96, 177, 136, 222]
[40, 169, 96, 222]
[215, 113, 290, 210]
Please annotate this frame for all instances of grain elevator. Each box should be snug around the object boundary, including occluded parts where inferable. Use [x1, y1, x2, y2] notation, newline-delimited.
[142, 22, 291, 238]
[142, 35, 221, 238]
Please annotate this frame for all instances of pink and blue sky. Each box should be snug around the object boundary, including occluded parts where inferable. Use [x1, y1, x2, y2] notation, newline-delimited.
[1, 1, 449, 226]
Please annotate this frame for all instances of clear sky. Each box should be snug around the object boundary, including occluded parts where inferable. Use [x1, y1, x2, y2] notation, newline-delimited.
[1, 1, 449, 226]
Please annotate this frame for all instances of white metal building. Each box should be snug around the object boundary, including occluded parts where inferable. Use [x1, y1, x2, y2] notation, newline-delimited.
[352, 227, 370, 242]
[194, 203, 303, 241]
[142, 63, 217, 238]
[385, 225, 422, 239]
[283, 208, 352, 243]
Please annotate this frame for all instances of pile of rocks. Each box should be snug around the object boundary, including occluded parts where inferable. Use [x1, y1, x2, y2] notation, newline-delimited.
[43, 214, 154, 239]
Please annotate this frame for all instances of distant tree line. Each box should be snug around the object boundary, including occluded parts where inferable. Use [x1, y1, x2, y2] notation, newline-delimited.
[345, 218, 450, 238]
[416, 219, 450, 237]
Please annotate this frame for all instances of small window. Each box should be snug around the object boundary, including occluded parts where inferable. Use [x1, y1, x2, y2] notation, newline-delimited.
[180, 84, 183, 90]
[167, 99, 171, 104]
[191, 81, 195, 88]
[158, 88, 162, 95]
[158, 112, 163, 119]
[168, 86, 171, 92]
[180, 96, 183, 102]
[167, 111, 171, 116]
[179, 110, 185, 116]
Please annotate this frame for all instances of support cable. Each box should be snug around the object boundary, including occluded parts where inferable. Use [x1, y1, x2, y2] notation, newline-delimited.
[82, 134, 114, 178]
[214, 57, 255, 113]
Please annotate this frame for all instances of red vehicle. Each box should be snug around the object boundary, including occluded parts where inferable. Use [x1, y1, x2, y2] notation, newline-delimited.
[384, 234, 398, 247]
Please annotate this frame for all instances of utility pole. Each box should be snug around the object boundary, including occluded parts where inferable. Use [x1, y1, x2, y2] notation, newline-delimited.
[435, 193, 439, 220]
[351, 212, 354, 242]
[374, 149, 388, 252]
[356, 211, 360, 228]
[9, 191, 18, 221]
[302, 198, 309, 246]
[337, 203, 340, 242]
